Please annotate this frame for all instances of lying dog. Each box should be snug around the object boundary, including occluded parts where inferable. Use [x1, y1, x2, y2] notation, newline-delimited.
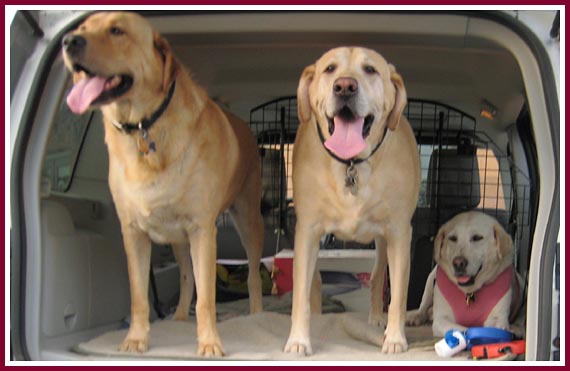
[284, 47, 421, 355]
[62, 12, 264, 357]
[406, 211, 525, 337]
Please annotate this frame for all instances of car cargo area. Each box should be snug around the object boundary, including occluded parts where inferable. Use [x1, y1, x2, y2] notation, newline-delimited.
[14, 10, 560, 362]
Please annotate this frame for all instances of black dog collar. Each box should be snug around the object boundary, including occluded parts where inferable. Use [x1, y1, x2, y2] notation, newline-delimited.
[111, 80, 176, 134]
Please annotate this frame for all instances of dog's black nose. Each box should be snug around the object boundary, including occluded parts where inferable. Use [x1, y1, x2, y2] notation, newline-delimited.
[452, 256, 468, 271]
[333, 77, 358, 98]
[62, 34, 86, 55]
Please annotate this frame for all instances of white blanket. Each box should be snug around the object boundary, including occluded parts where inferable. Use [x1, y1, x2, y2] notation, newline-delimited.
[76, 311, 454, 361]
[75, 290, 472, 363]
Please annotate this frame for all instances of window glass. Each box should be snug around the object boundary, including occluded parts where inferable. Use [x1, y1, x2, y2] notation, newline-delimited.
[476, 147, 507, 210]
[417, 144, 435, 208]
[415, 144, 506, 210]
[41, 94, 92, 192]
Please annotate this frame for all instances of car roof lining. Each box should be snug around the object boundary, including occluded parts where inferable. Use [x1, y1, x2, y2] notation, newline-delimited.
[143, 12, 524, 130]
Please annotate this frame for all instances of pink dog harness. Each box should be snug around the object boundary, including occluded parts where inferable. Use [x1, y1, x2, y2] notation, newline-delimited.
[436, 266, 519, 327]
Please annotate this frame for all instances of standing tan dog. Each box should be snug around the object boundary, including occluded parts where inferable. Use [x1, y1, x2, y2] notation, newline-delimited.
[62, 12, 264, 357]
[284, 47, 420, 355]
[406, 211, 525, 337]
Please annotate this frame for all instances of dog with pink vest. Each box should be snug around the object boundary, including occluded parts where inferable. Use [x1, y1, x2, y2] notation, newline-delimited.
[407, 211, 525, 338]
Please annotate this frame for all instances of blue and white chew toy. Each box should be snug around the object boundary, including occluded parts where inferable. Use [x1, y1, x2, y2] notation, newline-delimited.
[434, 327, 515, 357]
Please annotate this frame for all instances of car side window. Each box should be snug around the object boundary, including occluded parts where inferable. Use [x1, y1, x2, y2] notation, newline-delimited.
[41, 87, 93, 193]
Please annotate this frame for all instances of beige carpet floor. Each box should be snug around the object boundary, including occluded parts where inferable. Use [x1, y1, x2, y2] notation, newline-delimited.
[74, 291, 483, 362]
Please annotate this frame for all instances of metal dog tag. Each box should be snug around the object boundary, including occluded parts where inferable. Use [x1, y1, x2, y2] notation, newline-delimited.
[465, 293, 476, 306]
[345, 163, 358, 195]
[137, 128, 156, 155]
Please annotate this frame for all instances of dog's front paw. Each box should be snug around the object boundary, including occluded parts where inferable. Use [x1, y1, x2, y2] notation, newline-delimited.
[119, 325, 149, 353]
[406, 309, 427, 326]
[119, 335, 149, 353]
[197, 341, 225, 357]
[381, 332, 408, 354]
[284, 337, 313, 356]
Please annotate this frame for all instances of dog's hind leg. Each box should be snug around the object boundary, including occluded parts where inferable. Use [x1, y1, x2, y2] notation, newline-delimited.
[310, 269, 323, 314]
[406, 267, 435, 326]
[229, 173, 264, 314]
[171, 243, 194, 321]
[369, 236, 388, 328]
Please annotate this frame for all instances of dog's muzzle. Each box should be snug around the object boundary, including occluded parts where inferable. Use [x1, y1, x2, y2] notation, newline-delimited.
[62, 34, 86, 58]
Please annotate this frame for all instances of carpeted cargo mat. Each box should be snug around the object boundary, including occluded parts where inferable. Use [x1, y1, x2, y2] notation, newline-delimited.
[74, 310, 475, 361]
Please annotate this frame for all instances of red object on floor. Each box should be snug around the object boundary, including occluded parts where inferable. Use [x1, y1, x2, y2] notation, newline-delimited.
[272, 249, 381, 299]
[356, 272, 371, 286]
[273, 252, 294, 295]
[471, 340, 526, 359]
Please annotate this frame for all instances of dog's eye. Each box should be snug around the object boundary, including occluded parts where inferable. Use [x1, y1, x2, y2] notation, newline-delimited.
[324, 64, 336, 74]
[110, 27, 125, 36]
[363, 65, 377, 74]
[471, 235, 484, 242]
[448, 235, 458, 242]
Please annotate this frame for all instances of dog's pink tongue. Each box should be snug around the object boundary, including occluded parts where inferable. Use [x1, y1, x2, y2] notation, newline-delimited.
[456, 276, 472, 284]
[66, 76, 107, 114]
[324, 115, 366, 160]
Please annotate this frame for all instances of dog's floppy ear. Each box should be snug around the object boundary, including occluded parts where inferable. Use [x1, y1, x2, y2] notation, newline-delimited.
[386, 64, 407, 131]
[153, 32, 178, 92]
[493, 223, 513, 260]
[433, 226, 446, 262]
[297, 64, 316, 123]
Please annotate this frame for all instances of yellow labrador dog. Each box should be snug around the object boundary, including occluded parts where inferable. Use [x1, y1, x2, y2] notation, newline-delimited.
[406, 211, 525, 337]
[284, 47, 420, 355]
[62, 12, 264, 357]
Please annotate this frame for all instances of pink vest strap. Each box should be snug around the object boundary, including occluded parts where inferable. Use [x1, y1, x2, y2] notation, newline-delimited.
[436, 266, 513, 328]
